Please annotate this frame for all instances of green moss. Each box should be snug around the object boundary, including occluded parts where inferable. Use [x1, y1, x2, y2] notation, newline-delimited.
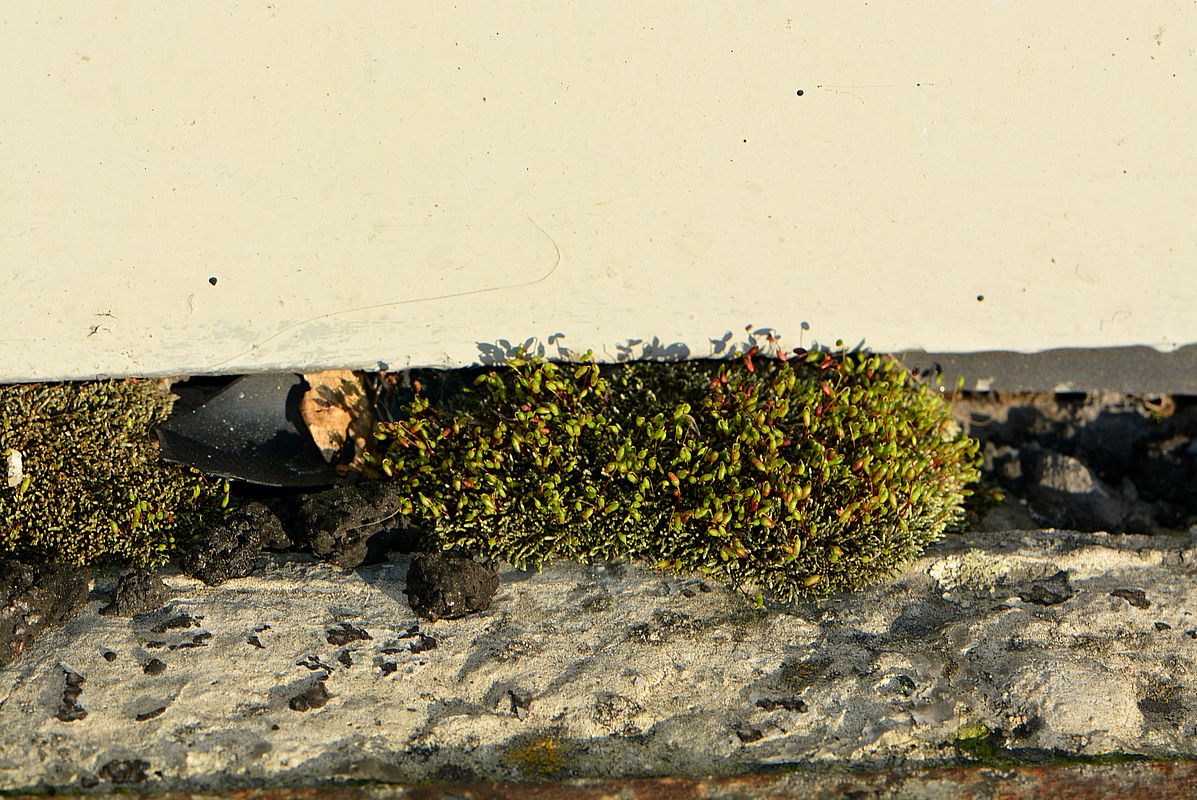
[954, 723, 1001, 761]
[951, 721, 1161, 767]
[374, 341, 981, 602]
[499, 729, 572, 778]
[0, 380, 226, 567]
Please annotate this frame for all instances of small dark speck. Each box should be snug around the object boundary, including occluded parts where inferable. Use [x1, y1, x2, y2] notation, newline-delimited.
[152, 614, 197, 633]
[736, 727, 764, 743]
[976, 295, 985, 302]
[1155, 622, 1172, 631]
[756, 697, 809, 712]
[102, 651, 118, 662]
[169, 631, 211, 650]
[795, 88, 805, 96]
[271, 724, 280, 731]
[743, 138, 748, 143]
[208, 276, 218, 286]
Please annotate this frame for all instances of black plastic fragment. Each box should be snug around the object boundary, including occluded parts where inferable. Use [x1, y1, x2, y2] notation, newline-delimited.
[156, 373, 336, 487]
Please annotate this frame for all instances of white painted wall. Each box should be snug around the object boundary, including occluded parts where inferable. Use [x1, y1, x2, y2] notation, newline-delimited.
[2, 3, 1195, 381]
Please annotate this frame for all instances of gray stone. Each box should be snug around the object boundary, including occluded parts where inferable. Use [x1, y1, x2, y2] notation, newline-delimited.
[1024, 448, 1131, 532]
[2, 531, 1197, 790]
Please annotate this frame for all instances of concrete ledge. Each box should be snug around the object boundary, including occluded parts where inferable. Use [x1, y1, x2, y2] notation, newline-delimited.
[2, 528, 1197, 792]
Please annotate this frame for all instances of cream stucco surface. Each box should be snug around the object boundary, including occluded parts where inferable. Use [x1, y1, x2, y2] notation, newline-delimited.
[2, 3, 1194, 381]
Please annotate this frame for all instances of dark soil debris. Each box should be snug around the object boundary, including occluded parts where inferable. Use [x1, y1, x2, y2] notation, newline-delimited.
[404, 551, 500, 622]
[297, 655, 334, 672]
[288, 681, 330, 711]
[508, 690, 533, 720]
[151, 613, 199, 633]
[1017, 572, 1074, 607]
[98, 758, 149, 784]
[755, 697, 809, 712]
[736, 727, 764, 743]
[1112, 588, 1151, 609]
[396, 625, 437, 654]
[627, 610, 704, 644]
[178, 503, 266, 586]
[0, 561, 90, 668]
[290, 483, 414, 568]
[56, 668, 87, 722]
[326, 622, 372, 646]
[168, 631, 212, 650]
[101, 569, 172, 617]
[135, 706, 166, 722]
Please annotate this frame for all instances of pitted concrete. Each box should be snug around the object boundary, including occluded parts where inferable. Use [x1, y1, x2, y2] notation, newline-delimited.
[1, 528, 1195, 792]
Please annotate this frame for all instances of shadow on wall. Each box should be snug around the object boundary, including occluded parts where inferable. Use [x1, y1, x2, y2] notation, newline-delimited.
[473, 324, 843, 367]
[371, 326, 868, 427]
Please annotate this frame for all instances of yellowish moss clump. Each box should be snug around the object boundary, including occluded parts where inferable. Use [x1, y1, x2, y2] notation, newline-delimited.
[0, 380, 226, 566]
[375, 343, 981, 603]
[499, 730, 570, 778]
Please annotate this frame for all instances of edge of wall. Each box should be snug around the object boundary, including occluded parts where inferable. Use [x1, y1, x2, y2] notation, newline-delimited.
[897, 345, 1197, 395]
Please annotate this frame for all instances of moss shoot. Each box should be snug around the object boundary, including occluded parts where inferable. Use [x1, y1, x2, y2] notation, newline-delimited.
[0, 380, 226, 567]
[374, 345, 981, 602]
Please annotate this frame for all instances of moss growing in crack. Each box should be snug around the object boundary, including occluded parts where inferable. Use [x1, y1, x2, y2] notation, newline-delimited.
[0, 380, 226, 567]
[954, 722, 1002, 761]
[375, 342, 981, 602]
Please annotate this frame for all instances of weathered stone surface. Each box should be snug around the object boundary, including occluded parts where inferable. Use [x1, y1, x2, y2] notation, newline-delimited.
[2, 529, 1197, 791]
